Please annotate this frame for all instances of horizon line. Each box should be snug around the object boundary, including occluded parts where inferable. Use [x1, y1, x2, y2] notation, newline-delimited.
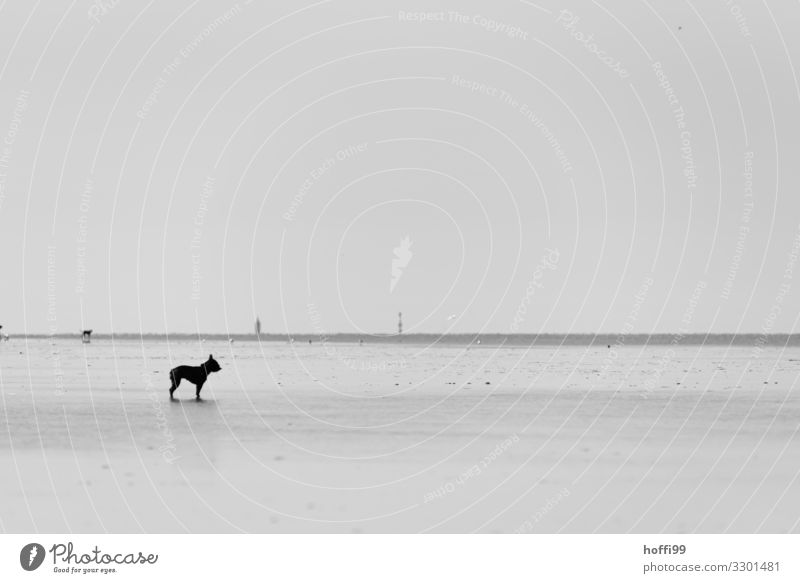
[12, 331, 800, 340]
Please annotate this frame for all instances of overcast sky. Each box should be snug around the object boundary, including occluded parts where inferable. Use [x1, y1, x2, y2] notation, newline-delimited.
[1, 0, 799, 335]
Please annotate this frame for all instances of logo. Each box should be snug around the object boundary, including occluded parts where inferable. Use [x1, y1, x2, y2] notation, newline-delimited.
[390, 235, 413, 292]
[20, 543, 46, 571]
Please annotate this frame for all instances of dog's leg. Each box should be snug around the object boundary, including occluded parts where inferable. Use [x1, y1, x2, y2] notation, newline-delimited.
[195, 381, 204, 400]
[169, 371, 180, 399]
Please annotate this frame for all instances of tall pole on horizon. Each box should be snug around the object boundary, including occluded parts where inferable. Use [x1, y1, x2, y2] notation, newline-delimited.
[255, 316, 261, 337]
[398, 312, 403, 335]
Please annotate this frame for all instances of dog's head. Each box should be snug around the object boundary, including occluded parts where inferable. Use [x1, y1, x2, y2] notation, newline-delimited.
[206, 354, 222, 373]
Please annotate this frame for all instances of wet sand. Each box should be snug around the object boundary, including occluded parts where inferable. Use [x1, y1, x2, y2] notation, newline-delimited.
[1, 339, 799, 533]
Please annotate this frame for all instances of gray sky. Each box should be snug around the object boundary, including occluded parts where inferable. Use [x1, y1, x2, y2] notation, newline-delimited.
[1, 0, 799, 335]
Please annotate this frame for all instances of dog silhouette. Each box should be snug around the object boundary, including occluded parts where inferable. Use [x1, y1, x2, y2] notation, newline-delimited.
[169, 354, 221, 400]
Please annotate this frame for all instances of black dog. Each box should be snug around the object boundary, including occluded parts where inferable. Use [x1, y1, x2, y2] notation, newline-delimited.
[169, 354, 221, 400]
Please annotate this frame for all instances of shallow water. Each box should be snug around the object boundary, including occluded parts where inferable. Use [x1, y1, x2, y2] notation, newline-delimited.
[1, 339, 799, 532]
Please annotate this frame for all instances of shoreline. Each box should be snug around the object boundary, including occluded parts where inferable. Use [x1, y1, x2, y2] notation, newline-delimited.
[10, 332, 800, 347]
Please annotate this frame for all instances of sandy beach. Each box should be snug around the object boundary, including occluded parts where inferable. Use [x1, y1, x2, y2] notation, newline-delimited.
[1, 338, 798, 533]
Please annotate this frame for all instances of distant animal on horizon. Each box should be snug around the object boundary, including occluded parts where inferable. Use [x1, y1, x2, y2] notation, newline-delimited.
[169, 354, 221, 400]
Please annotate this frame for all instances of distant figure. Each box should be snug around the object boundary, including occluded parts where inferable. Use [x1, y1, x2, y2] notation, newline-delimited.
[359, 338, 364, 346]
[255, 316, 261, 336]
[169, 354, 221, 400]
[82, 330, 92, 343]
[308, 339, 312, 345]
